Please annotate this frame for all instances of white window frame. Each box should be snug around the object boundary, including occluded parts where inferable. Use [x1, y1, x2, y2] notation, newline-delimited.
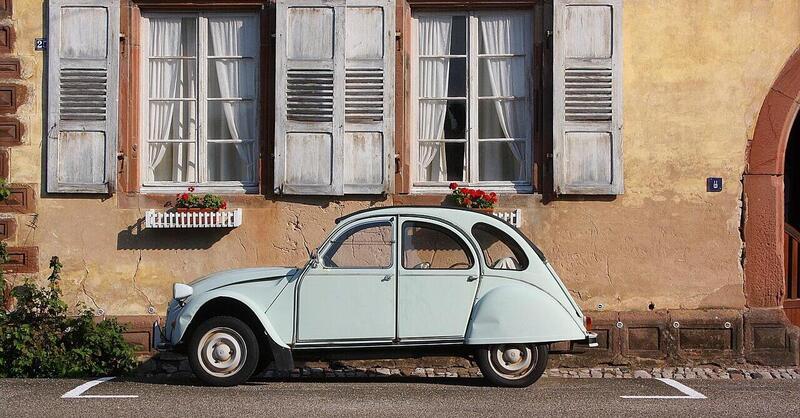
[139, 12, 260, 194]
[410, 10, 534, 194]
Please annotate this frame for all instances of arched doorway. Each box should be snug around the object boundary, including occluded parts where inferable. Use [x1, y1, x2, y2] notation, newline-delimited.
[785, 116, 800, 324]
[745, 47, 800, 325]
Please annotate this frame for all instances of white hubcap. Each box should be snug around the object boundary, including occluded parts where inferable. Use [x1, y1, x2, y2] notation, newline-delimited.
[489, 344, 537, 380]
[198, 327, 247, 378]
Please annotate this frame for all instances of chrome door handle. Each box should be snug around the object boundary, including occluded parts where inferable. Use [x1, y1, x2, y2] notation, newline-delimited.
[467, 275, 479, 282]
[382, 275, 393, 282]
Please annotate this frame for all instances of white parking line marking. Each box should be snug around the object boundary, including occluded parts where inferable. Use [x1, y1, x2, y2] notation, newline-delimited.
[621, 378, 707, 399]
[61, 377, 138, 399]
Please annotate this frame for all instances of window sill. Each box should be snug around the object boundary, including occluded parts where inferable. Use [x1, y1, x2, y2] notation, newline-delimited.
[140, 184, 259, 194]
[410, 184, 534, 195]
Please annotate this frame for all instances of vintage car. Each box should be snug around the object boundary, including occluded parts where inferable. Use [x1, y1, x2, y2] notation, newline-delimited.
[154, 206, 597, 387]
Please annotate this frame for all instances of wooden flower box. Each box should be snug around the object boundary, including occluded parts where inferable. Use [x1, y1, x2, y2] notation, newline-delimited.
[144, 208, 243, 229]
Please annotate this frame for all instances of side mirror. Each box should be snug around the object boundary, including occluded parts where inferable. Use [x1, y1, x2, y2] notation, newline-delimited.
[309, 249, 320, 268]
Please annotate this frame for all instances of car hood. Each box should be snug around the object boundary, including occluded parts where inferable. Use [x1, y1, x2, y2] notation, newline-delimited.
[188, 267, 299, 294]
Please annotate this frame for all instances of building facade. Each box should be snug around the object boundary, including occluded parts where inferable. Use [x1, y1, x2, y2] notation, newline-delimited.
[1, 0, 799, 365]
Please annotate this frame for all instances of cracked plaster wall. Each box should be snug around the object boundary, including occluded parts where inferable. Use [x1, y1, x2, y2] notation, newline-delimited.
[8, 0, 800, 315]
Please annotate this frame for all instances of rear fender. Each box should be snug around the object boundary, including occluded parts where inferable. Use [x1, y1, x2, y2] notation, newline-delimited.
[465, 283, 587, 344]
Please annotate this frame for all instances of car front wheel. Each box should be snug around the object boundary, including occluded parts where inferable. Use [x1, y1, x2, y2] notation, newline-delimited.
[476, 343, 548, 387]
[188, 316, 260, 386]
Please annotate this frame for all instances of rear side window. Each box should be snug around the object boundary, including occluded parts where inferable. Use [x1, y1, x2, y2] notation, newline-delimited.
[402, 221, 474, 270]
[472, 223, 529, 271]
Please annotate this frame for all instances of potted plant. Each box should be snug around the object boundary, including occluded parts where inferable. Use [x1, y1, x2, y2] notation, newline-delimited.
[174, 187, 228, 212]
[0, 178, 11, 202]
[448, 182, 498, 212]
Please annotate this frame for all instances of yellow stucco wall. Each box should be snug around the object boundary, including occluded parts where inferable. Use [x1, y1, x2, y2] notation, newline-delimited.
[5, 0, 800, 315]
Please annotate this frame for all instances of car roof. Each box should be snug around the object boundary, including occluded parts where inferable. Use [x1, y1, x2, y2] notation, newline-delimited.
[335, 206, 547, 261]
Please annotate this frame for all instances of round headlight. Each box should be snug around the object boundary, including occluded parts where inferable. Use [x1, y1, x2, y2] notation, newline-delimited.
[173, 283, 193, 300]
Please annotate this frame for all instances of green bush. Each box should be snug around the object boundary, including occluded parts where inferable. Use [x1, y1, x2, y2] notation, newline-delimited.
[0, 252, 137, 377]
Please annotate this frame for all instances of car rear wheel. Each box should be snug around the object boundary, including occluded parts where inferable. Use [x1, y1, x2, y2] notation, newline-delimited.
[188, 316, 260, 386]
[476, 343, 548, 387]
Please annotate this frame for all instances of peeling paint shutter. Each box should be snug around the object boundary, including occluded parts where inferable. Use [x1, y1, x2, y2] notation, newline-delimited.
[342, 0, 394, 194]
[274, 0, 394, 195]
[553, 0, 623, 195]
[47, 0, 120, 194]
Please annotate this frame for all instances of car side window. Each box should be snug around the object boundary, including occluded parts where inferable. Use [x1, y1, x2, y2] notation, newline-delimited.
[402, 221, 474, 270]
[323, 222, 393, 269]
[472, 223, 529, 271]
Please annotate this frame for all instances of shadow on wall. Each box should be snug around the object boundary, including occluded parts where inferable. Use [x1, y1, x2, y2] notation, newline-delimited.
[117, 218, 233, 250]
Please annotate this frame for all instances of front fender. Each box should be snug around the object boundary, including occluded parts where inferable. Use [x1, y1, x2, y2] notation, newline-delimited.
[171, 290, 290, 349]
[465, 282, 587, 345]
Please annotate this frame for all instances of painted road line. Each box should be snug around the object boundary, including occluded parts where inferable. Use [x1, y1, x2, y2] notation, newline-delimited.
[61, 377, 138, 399]
[621, 378, 707, 399]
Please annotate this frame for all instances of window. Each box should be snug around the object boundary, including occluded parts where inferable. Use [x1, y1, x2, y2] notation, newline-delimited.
[141, 13, 259, 192]
[412, 11, 533, 192]
[323, 222, 394, 268]
[472, 223, 528, 270]
[402, 221, 473, 269]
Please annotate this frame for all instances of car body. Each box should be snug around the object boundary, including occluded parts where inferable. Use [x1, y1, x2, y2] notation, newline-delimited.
[154, 206, 597, 386]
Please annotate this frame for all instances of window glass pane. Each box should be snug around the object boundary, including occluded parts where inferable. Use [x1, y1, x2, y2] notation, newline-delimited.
[478, 141, 525, 182]
[450, 16, 467, 55]
[207, 142, 256, 183]
[472, 223, 529, 270]
[149, 17, 197, 57]
[447, 58, 467, 98]
[149, 59, 196, 98]
[207, 101, 256, 140]
[324, 222, 394, 268]
[418, 58, 466, 98]
[208, 16, 259, 57]
[402, 221, 473, 269]
[478, 14, 529, 55]
[148, 101, 197, 140]
[148, 142, 197, 182]
[478, 99, 529, 139]
[478, 57, 527, 97]
[418, 142, 465, 182]
[207, 59, 256, 98]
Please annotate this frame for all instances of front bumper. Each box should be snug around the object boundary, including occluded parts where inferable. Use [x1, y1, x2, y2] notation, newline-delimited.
[152, 320, 172, 351]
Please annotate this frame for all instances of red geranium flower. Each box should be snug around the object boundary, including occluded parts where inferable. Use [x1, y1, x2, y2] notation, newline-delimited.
[449, 182, 458, 190]
[221, 202, 227, 210]
[463, 198, 472, 206]
[180, 193, 189, 201]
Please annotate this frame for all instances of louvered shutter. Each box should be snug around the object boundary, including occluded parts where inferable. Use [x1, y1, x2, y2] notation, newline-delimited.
[553, 0, 623, 195]
[274, 0, 394, 195]
[47, 0, 119, 193]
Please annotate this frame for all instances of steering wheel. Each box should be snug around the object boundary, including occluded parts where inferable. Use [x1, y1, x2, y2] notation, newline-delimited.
[413, 261, 431, 269]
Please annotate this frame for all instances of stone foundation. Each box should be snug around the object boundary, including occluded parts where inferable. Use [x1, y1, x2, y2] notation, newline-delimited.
[119, 308, 800, 370]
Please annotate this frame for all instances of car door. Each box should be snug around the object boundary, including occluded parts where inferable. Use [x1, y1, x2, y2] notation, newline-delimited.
[295, 216, 397, 343]
[397, 217, 481, 341]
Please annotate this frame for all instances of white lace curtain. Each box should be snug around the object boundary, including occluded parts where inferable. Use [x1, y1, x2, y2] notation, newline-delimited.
[479, 14, 529, 180]
[148, 18, 196, 182]
[209, 16, 256, 183]
[418, 16, 452, 182]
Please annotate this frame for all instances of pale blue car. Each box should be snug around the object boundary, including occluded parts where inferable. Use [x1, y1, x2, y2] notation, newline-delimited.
[154, 207, 597, 387]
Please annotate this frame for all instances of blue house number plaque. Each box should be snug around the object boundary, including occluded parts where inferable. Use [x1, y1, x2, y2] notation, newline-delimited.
[707, 177, 723, 192]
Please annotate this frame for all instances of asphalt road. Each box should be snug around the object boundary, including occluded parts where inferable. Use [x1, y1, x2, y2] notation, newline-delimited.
[1, 375, 798, 417]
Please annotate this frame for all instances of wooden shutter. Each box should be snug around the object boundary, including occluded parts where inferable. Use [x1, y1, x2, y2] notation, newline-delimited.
[274, 0, 394, 195]
[47, 0, 119, 193]
[553, 0, 623, 195]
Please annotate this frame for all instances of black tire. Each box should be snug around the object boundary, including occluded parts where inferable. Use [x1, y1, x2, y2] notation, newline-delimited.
[188, 316, 260, 387]
[476, 343, 548, 387]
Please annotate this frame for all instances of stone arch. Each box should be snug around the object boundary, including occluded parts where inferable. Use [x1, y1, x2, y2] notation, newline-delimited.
[744, 47, 800, 307]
